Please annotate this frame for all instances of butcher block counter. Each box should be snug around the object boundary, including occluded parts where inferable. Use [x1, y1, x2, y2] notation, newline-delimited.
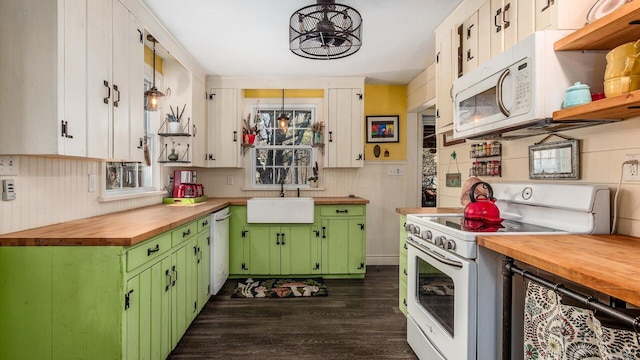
[0, 196, 369, 247]
[478, 234, 640, 307]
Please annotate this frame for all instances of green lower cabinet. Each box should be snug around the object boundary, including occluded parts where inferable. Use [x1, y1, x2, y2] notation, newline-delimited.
[228, 204, 365, 279]
[322, 218, 366, 276]
[229, 206, 250, 275]
[0, 215, 211, 360]
[246, 225, 316, 275]
[196, 231, 211, 313]
[399, 215, 408, 316]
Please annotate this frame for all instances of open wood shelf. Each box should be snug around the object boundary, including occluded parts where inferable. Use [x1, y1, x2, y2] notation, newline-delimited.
[555, 1, 640, 51]
[553, 89, 640, 120]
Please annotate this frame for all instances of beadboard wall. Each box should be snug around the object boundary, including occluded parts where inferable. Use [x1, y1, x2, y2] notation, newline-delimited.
[0, 157, 163, 235]
[436, 116, 640, 237]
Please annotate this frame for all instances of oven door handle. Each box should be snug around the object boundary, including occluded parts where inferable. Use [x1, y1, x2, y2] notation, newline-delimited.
[408, 237, 463, 268]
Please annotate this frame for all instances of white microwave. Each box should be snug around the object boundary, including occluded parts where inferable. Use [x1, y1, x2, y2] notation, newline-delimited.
[452, 31, 608, 140]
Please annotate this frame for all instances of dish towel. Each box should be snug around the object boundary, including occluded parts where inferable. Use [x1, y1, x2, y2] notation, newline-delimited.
[523, 281, 640, 360]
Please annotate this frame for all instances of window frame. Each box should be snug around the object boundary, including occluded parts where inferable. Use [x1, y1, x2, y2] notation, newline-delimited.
[248, 102, 319, 189]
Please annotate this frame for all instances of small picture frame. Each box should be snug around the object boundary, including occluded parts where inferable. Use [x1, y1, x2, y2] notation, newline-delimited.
[366, 115, 399, 143]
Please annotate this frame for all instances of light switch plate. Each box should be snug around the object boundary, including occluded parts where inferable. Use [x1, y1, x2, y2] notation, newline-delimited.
[0, 156, 18, 176]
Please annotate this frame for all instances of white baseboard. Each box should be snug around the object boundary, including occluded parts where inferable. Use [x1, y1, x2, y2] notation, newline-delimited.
[366, 255, 399, 266]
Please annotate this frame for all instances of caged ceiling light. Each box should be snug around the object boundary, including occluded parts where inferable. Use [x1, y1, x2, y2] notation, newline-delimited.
[277, 89, 289, 132]
[144, 34, 165, 111]
[289, 0, 362, 60]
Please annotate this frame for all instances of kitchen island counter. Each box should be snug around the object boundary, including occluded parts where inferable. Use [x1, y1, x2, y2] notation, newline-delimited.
[478, 233, 640, 307]
[0, 196, 369, 247]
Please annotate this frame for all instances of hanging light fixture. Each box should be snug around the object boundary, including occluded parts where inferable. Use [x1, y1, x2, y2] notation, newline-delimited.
[278, 89, 289, 132]
[144, 34, 165, 111]
[289, 0, 362, 60]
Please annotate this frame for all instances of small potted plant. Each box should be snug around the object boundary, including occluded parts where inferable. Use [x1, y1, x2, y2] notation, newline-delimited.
[311, 121, 325, 144]
[308, 162, 319, 188]
[166, 104, 186, 133]
[242, 113, 258, 144]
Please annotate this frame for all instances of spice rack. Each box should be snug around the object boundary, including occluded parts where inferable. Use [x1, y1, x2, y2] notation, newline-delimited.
[469, 141, 501, 177]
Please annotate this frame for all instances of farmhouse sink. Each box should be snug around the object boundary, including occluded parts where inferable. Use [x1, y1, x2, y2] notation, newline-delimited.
[247, 197, 315, 223]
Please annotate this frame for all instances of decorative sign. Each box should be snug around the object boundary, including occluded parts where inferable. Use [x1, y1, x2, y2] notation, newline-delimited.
[446, 173, 462, 187]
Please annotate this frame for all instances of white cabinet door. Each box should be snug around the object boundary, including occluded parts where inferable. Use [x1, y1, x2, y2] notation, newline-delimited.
[435, 27, 454, 133]
[206, 88, 240, 168]
[112, 0, 131, 161]
[190, 79, 207, 167]
[128, 11, 146, 163]
[462, 11, 479, 75]
[490, 0, 504, 58]
[326, 88, 363, 168]
[86, 0, 111, 159]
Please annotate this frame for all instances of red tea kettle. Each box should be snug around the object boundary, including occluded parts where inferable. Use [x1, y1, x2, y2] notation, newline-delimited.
[463, 181, 503, 223]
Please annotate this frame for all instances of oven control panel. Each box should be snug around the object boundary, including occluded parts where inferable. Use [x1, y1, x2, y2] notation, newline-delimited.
[405, 221, 476, 259]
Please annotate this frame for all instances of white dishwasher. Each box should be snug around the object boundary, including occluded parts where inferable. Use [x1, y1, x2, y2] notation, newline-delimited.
[210, 207, 230, 295]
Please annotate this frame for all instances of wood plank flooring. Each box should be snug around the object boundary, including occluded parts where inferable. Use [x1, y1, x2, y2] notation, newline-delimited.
[169, 266, 418, 359]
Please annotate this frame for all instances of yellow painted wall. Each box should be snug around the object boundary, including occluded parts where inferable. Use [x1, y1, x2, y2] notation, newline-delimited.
[364, 85, 407, 161]
[144, 46, 163, 74]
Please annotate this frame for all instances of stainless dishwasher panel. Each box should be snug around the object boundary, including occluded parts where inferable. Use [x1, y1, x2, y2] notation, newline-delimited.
[210, 207, 230, 295]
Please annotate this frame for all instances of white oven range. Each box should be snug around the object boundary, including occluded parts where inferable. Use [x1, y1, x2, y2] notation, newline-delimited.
[405, 183, 610, 360]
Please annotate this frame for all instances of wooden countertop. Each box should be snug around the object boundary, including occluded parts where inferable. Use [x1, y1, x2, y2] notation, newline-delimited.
[396, 207, 463, 215]
[0, 196, 368, 247]
[478, 234, 640, 307]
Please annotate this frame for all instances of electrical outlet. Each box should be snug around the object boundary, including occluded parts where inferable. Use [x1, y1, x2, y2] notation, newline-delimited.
[624, 154, 640, 181]
[88, 174, 96, 192]
[227, 176, 234, 185]
[387, 166, 405, 176]
[0, 156, 18, 176]
[2, 179, 16, 200]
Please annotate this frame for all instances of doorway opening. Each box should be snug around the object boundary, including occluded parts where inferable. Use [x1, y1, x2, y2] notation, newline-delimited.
[422, 115, 436, 207]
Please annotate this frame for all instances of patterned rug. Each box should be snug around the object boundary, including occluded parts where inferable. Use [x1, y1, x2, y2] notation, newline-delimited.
[230, 278, 328, 298]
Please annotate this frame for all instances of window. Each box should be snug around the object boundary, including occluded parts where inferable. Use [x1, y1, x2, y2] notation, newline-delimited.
[252, 105, 316, 187]
[104, 75, 157, 196]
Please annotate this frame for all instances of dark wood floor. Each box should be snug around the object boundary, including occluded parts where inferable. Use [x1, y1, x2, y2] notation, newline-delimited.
[169, 265, 418, 359]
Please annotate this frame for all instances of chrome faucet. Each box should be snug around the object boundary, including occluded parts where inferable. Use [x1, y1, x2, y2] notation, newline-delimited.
[280, 179, 285, 197]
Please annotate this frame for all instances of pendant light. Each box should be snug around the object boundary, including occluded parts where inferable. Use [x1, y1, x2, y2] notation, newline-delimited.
[289, 0, 362, 60]
[278, 89, 289, 132]
[144, 35, 165, 111]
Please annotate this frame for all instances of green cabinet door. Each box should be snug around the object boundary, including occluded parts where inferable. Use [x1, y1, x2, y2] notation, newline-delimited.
[197, 231, 211, 312]
[322, 219, 350, 274]
[248, 226, 273, 275]
[348, 219, 366, 274]
[171, 242, 190, 349]
[126, 276, 140, 360]
[282, 226, 314, 275]
[229, 206, 249, 275]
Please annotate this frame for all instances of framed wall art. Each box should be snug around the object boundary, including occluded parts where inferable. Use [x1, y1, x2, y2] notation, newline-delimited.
[366, 115, 399, 143]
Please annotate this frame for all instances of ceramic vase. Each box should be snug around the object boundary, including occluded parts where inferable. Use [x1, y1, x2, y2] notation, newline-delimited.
[168, 149, 179, 161]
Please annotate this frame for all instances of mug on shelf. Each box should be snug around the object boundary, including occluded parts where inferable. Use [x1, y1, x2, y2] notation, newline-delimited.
[604, 75, 640, 98]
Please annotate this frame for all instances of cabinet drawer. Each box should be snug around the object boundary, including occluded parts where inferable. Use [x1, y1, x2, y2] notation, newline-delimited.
[172, 221, 198, 246]
[400, 253, 408, 282]
[400, 239, 408, 256]
[319, 205, 364, 217]
[127, 233, 171, 271]
[197, 216, 211, 234]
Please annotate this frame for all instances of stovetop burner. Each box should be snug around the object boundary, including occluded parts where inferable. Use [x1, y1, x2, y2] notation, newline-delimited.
[431, 216, 564, 234]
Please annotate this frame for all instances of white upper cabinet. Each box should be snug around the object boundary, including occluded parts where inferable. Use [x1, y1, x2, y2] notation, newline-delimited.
[206, 88, 241, 168]
[490, 0, 534, 58]
[88, 0, 144, 162]
[0, 0, 144, 160]
[190, 79, 207, 167]
[326, 88, 363, 168]
[0, 0, 87, 157]
[535, 0, 591, 31]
